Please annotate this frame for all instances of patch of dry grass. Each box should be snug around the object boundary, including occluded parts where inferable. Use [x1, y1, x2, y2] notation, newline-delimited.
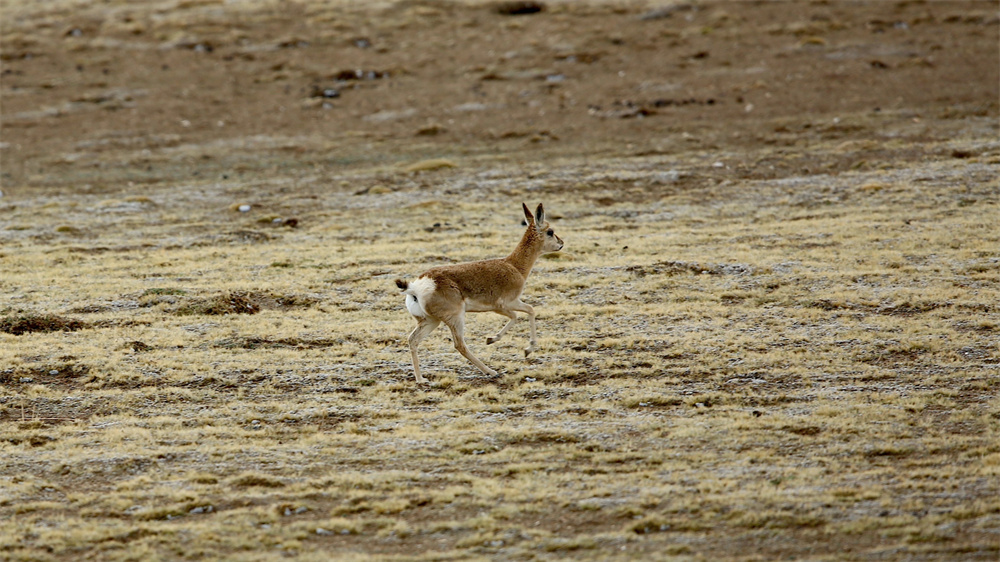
[2, 134, 998, 560]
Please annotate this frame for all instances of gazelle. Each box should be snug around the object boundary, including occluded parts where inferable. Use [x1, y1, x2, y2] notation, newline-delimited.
[395, 203, 564, 383]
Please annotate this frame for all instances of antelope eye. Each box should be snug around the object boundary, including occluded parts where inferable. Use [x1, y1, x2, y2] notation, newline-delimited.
[546, 229, 554, 236]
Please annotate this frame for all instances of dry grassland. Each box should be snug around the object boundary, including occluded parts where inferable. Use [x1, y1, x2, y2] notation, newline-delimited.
[2, 0, 999, 560]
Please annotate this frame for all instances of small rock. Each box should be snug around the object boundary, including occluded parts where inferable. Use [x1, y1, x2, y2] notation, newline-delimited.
[416, 124, 446, 136]
[238, 204, 252, 213]
[363, 108, 417, 122]
[334, 69, 387, 81]
[495, 1, 545, 16]
[640, 4, 694, 20]
[403, 158, 457, 173]
[316, 528, 334, 536]
[309, 84, 340, 99]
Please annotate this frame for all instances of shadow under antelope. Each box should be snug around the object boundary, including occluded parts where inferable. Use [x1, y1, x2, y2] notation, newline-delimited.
[394, 203, 564, 383]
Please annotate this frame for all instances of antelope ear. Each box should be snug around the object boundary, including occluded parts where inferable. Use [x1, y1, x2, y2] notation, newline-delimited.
[535, 203, 545, 226]
[522, 202, 534, 225]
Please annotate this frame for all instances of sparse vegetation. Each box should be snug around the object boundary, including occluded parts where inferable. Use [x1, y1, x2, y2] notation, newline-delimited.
[0, 314, 88, 335]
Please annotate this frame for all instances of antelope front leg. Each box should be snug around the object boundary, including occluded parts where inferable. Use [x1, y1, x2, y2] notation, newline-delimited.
[486, 309, 517, 345]
[511, 300, 537, 357]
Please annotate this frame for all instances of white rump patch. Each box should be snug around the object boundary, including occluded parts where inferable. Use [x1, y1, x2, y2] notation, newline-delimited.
[403, 277, 436, 318]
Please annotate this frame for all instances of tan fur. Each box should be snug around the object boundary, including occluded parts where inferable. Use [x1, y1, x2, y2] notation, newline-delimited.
[395, 203, 564, 383]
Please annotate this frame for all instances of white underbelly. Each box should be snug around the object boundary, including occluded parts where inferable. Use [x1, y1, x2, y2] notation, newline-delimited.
[464, 298, 496, 313]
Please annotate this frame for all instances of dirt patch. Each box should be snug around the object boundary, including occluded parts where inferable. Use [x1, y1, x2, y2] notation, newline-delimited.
[2, 0, 996, 191]
[0, 314, 88, 335]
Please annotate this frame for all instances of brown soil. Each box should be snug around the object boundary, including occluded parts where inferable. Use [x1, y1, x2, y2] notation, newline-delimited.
[3, 0, 996, 191]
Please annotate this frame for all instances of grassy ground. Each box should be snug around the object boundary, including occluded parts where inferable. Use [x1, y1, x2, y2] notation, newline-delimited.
[2, 0, 999, 560]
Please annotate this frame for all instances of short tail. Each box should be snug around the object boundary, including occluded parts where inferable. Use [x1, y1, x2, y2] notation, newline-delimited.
[395, 279, 408, 291]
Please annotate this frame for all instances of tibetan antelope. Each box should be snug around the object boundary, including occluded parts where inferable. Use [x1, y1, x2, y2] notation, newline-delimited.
[394, 203, 564, 383]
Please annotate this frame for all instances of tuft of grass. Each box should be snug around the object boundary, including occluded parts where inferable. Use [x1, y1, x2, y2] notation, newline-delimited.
[0, 314, 88, 335]
[229, 473, 285, 488]
[176, 292, 261, 316]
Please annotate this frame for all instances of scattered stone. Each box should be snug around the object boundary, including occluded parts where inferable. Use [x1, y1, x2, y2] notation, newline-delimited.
[333, 69, 387, 81]
[403, 158, 457, 173]
[301, 98, 333, 109]
[651, 97, 716, 107]
[277, 38, 309, 49]
[416, 124, 446, 136]
[363, 108, 417, 122]
[591, 107, 651, 119]
[453, 102, 489, 112]
[495, 1, 545, 16]
[481, 67, 557, 81]
[310, 86, 340, 98]
[640, 4, 695, 21]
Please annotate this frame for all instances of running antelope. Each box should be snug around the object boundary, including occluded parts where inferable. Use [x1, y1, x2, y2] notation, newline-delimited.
[395, 203, 564, 383]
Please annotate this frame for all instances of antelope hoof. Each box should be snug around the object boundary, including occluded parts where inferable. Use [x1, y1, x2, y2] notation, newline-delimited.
[486, 337, 496, 345]
[524, 345, 536, 358]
